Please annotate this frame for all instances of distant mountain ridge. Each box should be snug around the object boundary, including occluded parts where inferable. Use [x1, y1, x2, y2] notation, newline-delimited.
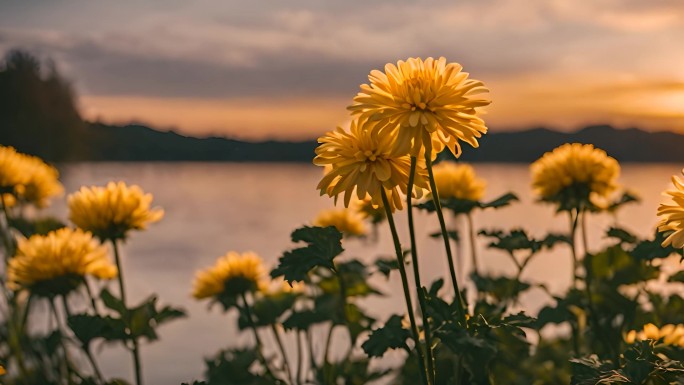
[81, 123, 684, 163]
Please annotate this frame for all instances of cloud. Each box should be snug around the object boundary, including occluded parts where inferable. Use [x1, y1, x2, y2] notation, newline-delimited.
[1, 0, 683, 137]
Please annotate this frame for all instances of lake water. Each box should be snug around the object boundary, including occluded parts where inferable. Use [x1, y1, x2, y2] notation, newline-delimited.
[35, 162, 684, 384]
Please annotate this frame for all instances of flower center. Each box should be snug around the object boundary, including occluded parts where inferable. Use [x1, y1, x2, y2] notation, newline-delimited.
[355, 149, 381, 171]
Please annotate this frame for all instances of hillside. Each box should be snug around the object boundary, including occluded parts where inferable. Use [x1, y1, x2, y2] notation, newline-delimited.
[77, 123, 684, 163]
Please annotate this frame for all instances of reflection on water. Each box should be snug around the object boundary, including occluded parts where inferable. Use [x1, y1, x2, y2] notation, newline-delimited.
[41, 162, 682, 384]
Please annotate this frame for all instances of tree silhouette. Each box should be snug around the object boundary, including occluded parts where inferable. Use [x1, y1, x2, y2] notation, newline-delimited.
[0, 49, 91, 161]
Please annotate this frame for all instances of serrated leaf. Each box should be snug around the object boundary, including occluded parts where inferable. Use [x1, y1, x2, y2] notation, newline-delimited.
[271, 226, 344, 284]
[361, 315, 411, 357]
[100, 288, 127, 316]
[606, 227, 638, 245]
[429, 230, 459, 241]
[481, 192, 519, 209]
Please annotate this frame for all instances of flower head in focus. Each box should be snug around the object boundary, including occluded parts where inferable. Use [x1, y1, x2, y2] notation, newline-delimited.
[348, 57, 490, 157]
[8, 228, 117, 296]
[314, 117, 428, 212]
[657, 170, 684, 248]
[431, 162, 485, 202]
[192, 251, 268, 302]
[314, 208, 367, 238]
[530, 143, 620, 211]
[625, 323, 684, 347]
[68, 181, 164, 241]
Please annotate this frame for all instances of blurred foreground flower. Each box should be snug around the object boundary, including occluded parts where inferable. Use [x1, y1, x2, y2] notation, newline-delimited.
[657, 171, 684, 248]
[348, 57, 490, 157]
[431, 162, 485, 201]
[531, 143, 619, 210]
[0, 146, 30, 194]
[314, 118, 427, 211]
[18, 154, 64, 208]
[0, 145, 63, 208]
[314, 207, 367, 237]
[625, 323, 684, 347]
[7, 228, 116, 296]
[192, 251, 268, 301]
[68, 181, 164, 240]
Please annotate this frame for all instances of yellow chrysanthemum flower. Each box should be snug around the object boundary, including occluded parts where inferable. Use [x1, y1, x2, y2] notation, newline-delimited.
[657, 171, 684, 248]
[68, 181, 164, 240]
[348, 57, 491, 157]
[625, 323, 684, 347]
[0, 146, 64, 208]
[192, 251, 268, 300]
[531, 143, 620, 204]
[0, 146, 30, 194]
[314, 118, 428, 212]
[7, 228, 117, 296]
[0, 364, 4, 375]
[431, 162, 485, 201]
[17, 154, 64, 208]
[314, 207, 367, 237]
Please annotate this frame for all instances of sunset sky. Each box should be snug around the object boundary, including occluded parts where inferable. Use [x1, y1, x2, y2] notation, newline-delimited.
[1, 0, 683, 140]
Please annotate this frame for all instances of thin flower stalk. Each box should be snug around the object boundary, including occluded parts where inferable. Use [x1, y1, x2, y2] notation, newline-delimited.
[466, 213, 479, 275]
[111, 240, 144, 385]
[406, 156, 436, 383]
[270, 324, 294, 384]
[381, 189, 430, 385]
[240, 292, 278, 381]
[424, 147, 466, 324]
[61, 295, 105, 383]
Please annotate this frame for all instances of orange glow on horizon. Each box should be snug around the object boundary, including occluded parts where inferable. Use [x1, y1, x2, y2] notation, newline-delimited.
[80, 76, 684, 140]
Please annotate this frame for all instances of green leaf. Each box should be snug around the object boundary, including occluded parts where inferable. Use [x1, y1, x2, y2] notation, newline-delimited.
[282, 310, 328, 331]
[361, 314, 411, 357]
[9, 216, 66, 237]
[100, 288, 127, 316]
[67, 313, 123, 347]
[238, 292, 298, 329]
[429, 230, 459, 241]
[471, 273, 531, 303]
[204, 348, 278, 385]
[606, 191, 640, 213]
[480, 192, 519, 209]
[374, 257, 400, 279]
[631, 230, 682, 261]
[271, 226, 344, 284]
[606, 226, 638, 245]
[317, 259, 382, 298]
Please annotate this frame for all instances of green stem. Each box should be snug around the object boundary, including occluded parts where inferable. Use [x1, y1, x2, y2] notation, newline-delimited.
[424, 151, 467, 324]
[568, 210, 580, 289]
[270, 324, 294, 385]
[0, 194, 15, 261]
[581, 209, 590, 256]
[240, 292, 278, 380]
[407, 156, 435, 384]
[296, 330, 303, 385]
[83, 278, 100, 315]
[466, 213, 479, 276]
[306, 329, 317, 379]
[62, 295, 105, 384]
[50, 298, 73, 385]
[381, 189, 430, 385]
[111, 240, 143, 385]
[332, 263, 353, 347]
[323, 323, 335, 367]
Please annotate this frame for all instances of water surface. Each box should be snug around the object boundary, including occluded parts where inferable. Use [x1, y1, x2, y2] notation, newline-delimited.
[39, 162, 683, 384]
